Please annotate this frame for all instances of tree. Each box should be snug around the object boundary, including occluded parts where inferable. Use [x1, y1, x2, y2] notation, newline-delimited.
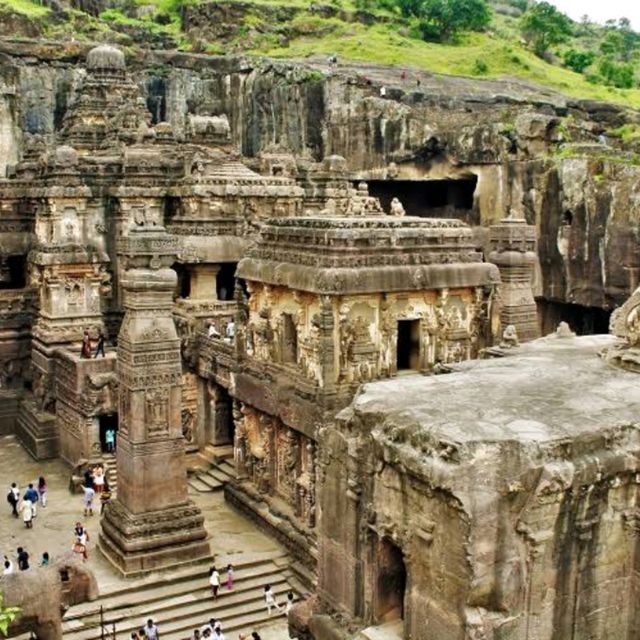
[600, 18, 637, 62]
[520, 1, 572, 57]
[417, 0, 491, 42]
[598, 58, 635, 89]
[0, 597, 20, 637]
[563, 49, 594, 73]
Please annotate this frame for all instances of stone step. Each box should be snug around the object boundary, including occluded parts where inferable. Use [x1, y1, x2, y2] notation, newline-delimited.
[187, 476, 214, 493]
[64, 560, 284, 622]
[63, 579, 294, 640]
[202, 466, 233, 484]
[194, 472, 223, 491]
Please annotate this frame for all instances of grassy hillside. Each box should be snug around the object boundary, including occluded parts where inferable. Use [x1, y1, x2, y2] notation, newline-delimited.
[1, 0, 639, 108]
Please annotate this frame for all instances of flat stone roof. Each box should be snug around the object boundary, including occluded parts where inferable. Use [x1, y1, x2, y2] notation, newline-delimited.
[352, 334, 640, 445]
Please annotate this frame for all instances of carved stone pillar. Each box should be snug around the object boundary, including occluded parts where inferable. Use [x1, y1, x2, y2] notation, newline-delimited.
[99, 226, 209, 575]
[488, 216, 539, 342]
[189, 264, 220, 300]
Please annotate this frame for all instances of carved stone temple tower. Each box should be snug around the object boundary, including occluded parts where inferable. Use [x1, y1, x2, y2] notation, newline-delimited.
[99, 225, 209, 575]
[488, 215, 540, 342]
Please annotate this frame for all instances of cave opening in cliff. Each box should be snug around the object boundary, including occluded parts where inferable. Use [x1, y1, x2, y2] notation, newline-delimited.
[0, 255, 27, 290]
[217, 263, 237, 301]
[373, 536, 407, 623]
[537, 299, 612, 336]
[364, 177, 478, 223]
[397, 319, 420, 371]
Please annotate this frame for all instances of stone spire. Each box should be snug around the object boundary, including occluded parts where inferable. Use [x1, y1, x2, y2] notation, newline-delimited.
[99, 223, 209, 575]
[488, 215, 539, 342]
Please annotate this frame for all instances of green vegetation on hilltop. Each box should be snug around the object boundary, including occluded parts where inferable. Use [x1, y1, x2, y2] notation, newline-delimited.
[0, 0, 639, 107]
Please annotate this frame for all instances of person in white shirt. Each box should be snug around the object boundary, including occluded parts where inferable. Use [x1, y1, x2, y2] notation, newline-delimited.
[208, 323, 221, 339]
[224, 320, 235, 343]
[264, 584, 281, 616]
[209, 565, 221, 599]
[3, 556, 14, 575]
[144, 619, 159, 640]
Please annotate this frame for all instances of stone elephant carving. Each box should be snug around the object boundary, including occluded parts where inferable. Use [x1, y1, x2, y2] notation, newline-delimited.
[2, 553, 98, 640]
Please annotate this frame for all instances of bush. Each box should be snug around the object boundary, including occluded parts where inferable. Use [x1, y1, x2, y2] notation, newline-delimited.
[472, 57, 489, 74]
[563, 49, 594, 73]
[597, 58, 635, 89]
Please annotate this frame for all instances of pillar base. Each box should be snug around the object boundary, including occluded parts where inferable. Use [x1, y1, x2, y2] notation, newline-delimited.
[99, 499, 210, 577]
[16, 398, 59, 459]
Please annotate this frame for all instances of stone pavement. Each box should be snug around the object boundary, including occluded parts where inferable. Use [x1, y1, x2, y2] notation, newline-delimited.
[0, 435, 293, 639]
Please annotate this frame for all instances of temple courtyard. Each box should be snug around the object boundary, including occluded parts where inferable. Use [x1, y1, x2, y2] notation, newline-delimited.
[0, 436, 295, 640]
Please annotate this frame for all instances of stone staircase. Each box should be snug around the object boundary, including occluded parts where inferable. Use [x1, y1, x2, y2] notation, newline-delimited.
[62, 551, 304, 640]
[99, 453, 118, 493]
[187, 445, 235, 493]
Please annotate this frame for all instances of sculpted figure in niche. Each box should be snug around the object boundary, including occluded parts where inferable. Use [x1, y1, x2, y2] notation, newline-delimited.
[500, 324, 519, 348]
[390, 197, 406, 216]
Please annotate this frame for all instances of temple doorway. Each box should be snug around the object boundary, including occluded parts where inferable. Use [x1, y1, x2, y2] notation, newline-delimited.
[213, 386, 234, 445]
[99, 413, 118, 453]
[217, 263, 237, 301]
[282, 313, 298, 364]
[397, 319, 420, 371]
[374, 537, 407, 623]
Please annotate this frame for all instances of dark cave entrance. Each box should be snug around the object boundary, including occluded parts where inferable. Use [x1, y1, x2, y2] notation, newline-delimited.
[373, 536, 407, 623]
[282, 313, 299, 364]
[0, 255, 27, 289]
[365, 177, 478, 223]
[216, 263, 237, 301]
[397, 319, 420, 371]
[212, 384, 234, 446]
[537, 299, 612, 336]
[99, 413, 118, 453]
[172, 263, 191, 299]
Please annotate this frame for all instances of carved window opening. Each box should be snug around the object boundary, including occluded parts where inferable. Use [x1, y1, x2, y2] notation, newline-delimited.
[397, 319, 420, 371]
[537, 299, 611, 336]
[99, 413, 118, 453]
[282, 313, 298, 364]
[365, 177, 478, 224]
[0, 255, 27, 289]
[373, 536, 407, 623]
[217, 263, 237, 301]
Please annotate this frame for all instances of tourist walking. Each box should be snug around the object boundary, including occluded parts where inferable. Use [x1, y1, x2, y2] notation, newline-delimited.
[7, 482, 19, 517]
[191, 629, 200, 640]
[105, 427, 116, 453]
[212, 628, 225, 640]
[93, 466, 105, 493]
[144, 619, 159, 640]
[81, 331, 92, 358]
[226, 563, 234, 590]
[3, 556, 14, 575]
[38, 476, 47, 507]
[24, 483, 38, 518]
[82, 484, 95, 516]
[40, 552, 50, 566]
[209, 565, 220, 599]
[100, 481, 112, 514]
[285, 590, 294, 615]
[94, 330, 106, 358]
[20, 499, 33, 528]
[84, 466, 94, 489]
[16, 547, 29, 571]
[264, 584, 281, 616]
[74, 522, 89, 561]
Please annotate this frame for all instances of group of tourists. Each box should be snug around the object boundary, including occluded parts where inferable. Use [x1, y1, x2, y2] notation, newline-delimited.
[3, 548, 50, 574]
[6, 477, 47, 528]
[207, 319, 235, 343]
[82, 463, 112, 516]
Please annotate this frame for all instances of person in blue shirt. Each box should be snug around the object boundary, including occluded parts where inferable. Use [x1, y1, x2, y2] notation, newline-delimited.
[24, 483, 39, 518]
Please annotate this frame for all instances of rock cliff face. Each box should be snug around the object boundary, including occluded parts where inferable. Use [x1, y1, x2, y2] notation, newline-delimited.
[1, 40, 639, 321]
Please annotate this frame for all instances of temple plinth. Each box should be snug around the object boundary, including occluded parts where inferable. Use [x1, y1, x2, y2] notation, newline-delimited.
[99, 225, 209, 576]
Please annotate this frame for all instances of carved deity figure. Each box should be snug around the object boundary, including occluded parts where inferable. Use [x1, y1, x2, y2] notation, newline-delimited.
[390, 197, 406, 216]
[500, 324, 520, 348]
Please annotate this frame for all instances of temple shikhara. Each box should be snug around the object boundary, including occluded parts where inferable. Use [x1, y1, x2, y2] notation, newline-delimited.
[1, 43, 640, 640]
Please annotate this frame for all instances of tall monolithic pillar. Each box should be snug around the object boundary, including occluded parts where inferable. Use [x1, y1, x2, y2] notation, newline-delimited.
[488, 216, 540, 342]
[99, 225, 209, 575]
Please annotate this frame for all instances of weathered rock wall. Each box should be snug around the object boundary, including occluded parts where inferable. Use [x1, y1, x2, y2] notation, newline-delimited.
[1, 41, 638, 312]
